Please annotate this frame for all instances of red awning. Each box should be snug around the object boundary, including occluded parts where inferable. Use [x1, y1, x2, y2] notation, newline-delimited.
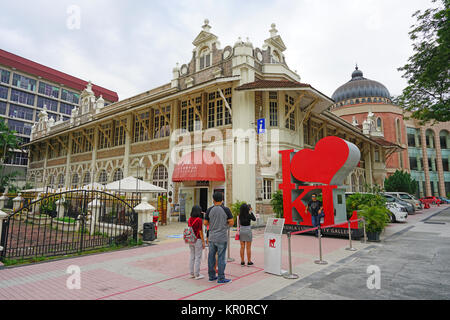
[172, 150, 225, 182]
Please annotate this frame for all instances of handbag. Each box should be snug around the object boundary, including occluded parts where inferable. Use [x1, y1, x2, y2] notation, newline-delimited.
[235, 216, 240, 241]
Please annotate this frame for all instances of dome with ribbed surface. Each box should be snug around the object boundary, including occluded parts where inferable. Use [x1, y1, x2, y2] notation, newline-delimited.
[332, 66, 391, 104]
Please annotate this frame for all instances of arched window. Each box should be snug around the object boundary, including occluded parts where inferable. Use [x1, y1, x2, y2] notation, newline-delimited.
[199, 47, 211, 70]
[272, 50, 281, 63]
[439, 130, 448, 149]
[48, 175, 55, 189]
[98, 170, 108, 184]
[152, 165, 168, 190]
[426, 129, 435, 148]
[395, 118, 402, 143]
[57, 174, 65, 189]
[71, 173, 79, 189]
[83, 172, 91, 185]
[113, 168, 123, 182]
[376, 117, 382, 132]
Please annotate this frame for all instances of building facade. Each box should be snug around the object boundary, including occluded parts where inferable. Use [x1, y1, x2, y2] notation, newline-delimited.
[0, 49, 118, 186]
[330, 66, 450, 198]
[26, 21, 395, 218]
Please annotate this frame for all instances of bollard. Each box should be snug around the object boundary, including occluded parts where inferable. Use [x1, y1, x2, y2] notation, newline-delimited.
[283, 232, 299, 279]
[345, 220, 357, 251]
[314, 226, 328, 265]
[227, 227, 235, 262]
[362, 218, 367, 244]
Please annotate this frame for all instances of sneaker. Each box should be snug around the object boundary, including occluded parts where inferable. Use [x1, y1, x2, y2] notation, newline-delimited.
[241, 262, 245, 266]
[208, 276, 218, 282]
[195, 274, 205, 280]
[217, 278, 232, 284]
[247, 262, 254, 266]
[189, 274, 195, 278]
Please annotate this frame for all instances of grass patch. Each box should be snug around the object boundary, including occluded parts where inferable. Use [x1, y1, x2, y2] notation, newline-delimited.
[54, 217, 77, 224]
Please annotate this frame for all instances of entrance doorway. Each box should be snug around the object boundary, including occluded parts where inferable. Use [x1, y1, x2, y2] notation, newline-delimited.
[199, 188, 208, 212]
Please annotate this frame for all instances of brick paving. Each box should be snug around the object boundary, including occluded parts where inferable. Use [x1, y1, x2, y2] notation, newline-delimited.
[0, 205, 446, 300]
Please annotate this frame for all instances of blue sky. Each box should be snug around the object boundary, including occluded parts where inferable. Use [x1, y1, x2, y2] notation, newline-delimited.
[0, 0, 434, 100]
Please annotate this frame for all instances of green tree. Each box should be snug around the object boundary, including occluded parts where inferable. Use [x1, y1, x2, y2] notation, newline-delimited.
[0, 119, 21, 193]
[396, 0, 449, 123]
[384, 170, 418, 194]
[270, 190, 284, 218]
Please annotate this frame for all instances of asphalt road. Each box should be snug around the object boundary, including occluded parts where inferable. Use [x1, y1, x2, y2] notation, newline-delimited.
[264, 206, 450, 300]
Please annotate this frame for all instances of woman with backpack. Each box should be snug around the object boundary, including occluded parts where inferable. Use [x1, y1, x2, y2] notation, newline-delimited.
[187, 205, 205, 280]
[238, 203, 256, 266]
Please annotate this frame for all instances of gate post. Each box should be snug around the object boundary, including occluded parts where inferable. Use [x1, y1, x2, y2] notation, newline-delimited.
[0, 193, 8, 210]
[12, 193, 24, 212]
[0, 210, 9, 257]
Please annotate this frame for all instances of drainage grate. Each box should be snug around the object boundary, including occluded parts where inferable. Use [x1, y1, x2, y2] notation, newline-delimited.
[424, 221, 446, 225]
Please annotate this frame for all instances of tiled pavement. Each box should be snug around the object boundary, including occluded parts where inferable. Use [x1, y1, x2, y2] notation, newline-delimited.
[0, 205, 447, 300]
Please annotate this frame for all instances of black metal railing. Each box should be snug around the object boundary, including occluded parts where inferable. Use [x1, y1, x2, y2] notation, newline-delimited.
[0, 190, 138, 262]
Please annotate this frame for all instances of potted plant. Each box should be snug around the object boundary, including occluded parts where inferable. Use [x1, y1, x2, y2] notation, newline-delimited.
[359, 205, 390, 242]
[270, 190, 284, 219]
[231, 200, 247, 227]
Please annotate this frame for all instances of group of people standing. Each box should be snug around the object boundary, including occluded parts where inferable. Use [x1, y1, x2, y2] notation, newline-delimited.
[186, 192, 256, 284]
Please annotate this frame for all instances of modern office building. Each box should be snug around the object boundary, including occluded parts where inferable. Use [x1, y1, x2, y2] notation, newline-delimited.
[26, 21, 396, 218]
[0, 49, 119, 186]
[330, 66, 450, 198]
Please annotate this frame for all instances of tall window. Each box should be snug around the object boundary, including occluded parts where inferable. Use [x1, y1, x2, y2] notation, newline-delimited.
[269, 91, 278, 127]
[207, 88, 232, 128]
[303, 119, 310, 145]
[376, 117, 382, 131]
[60, 103, 74, 115]
[440, 130, 448, 149]
[284, 94, 295, 130]
[409, 157, 418, 170]
[0, 85, 8, 99]
[134, 111, 150, 142]
[9, 104, 34, 121]
[113, 119, 126, 146]
[83, 172, 91, 185]
[57, 174, 65, 188]
[395, 119, 402, 143]
[374, 149, 380, 162]
[72, 132, 83, 154]
[83, 128, 94, 152]
[181, 96, 202, 132]
[71, 173, 79, 189]
[98, 123, 112, 149]
[152, 165, 168, 190]
[0, 68, 10, 84]
[12, 74, 36, 91]
[48, 175, 55, 189]
[154, 106, 171, 138]
[263, 179, 273, 200]
[113, 168, 124, 182]
[0, 101, 6, 115]
[199, 47, 211, 70]
[37, 96, 58, 111]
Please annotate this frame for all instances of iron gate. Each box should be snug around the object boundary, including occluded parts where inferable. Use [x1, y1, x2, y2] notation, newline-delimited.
[0, 190, 139, 262]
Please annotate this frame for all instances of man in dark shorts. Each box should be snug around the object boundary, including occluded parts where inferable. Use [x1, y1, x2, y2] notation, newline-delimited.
[204, 192, 234, 284]
[306, 194, 323, 236]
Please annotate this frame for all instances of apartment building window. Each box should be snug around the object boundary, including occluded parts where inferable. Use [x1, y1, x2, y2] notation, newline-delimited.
[263, 179, 273, 200]
[134, 111, 150, 142]
[10, 89, 35, 106]
[12, 74, 36, 91]
[154, 106, 171, 138]
[0, 101, 6, 115]
[440, 130, 448, 149]
[38, 82, 59, 98]
[285, 94, 295, 130]
[9, 104, 34, 121]
[61, 89, 79, 104]
[37, 96, 58, 112]
[207, 88, 232, 128]
[407, 132, 416, 147]
[0, 85, 8, 99]
[8, 119, 32, 135]
[443, 158, 449, 172]
[113, 119, 126, 146]
[409, 157, 418, 171]
[152, 165, 168, 191]
[98, 123, 112, 149]
[181, 97, 202, 132]
[269, 91, 278, 127]
[60, 103, 74, 115]
[113, 168, 124, 182]
[0, 69, 10, 84]
[5, 152, 28, 166]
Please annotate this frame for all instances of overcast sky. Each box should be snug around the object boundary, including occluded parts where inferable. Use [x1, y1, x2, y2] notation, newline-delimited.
[0, 0, 434, 101]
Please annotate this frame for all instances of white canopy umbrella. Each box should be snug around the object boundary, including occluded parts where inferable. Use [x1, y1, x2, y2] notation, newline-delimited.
[105, 176, 166, 193]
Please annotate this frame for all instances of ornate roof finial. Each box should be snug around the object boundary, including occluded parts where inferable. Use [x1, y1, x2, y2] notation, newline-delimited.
[202, 19, 211, 32]
[270, 23, 278, 37]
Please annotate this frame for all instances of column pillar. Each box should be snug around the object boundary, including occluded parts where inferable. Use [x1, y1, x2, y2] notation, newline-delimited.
[123, 114, 133, 177]
[91, 126, 99, 183]
[65, 132, 73, 188]
[0, 209, 9, 254]
[420, 128, 431, 196]
[434, 130, 446, 197]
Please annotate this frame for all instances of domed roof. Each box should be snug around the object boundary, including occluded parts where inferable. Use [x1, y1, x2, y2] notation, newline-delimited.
[332, 66, 391, 104]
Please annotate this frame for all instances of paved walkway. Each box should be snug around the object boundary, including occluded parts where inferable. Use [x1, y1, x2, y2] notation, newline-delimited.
[0, 205, 447, 300]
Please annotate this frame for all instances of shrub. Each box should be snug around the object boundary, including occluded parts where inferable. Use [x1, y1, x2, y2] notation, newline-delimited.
[359, 205, 390, 234]
[270, 190, 284, 218]
[231, 200, 247, 227]
[346, 193, 386, 218]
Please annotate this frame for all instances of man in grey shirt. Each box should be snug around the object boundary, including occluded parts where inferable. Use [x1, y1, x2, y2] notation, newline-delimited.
[204, 192, 234, 284]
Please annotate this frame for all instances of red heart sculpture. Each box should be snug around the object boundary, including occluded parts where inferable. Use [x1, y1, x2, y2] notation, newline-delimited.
[291, 136, 349, 184]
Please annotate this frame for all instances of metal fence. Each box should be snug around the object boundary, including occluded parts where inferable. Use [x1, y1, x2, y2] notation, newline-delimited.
[0, 190, 138, 262]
